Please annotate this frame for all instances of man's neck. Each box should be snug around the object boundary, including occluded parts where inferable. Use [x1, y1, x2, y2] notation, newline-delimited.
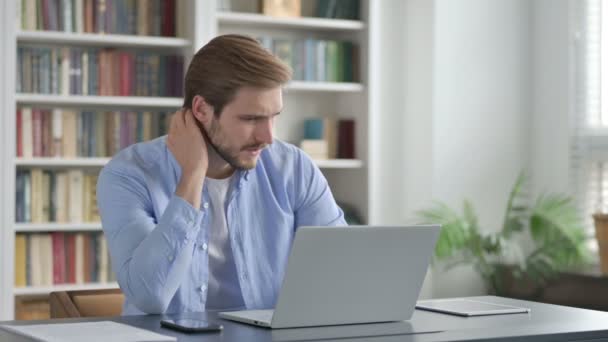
[206, 144, 235, 180]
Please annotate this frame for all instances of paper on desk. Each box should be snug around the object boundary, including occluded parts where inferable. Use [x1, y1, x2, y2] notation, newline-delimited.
[0, 320, 176, 342]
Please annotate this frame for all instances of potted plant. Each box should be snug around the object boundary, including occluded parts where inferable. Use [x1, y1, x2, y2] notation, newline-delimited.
[416, 173, 592, 296]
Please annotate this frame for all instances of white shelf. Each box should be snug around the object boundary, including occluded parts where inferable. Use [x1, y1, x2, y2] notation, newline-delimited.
[16, 94, 183, 108]
[14, 282, 119, 296]
[15, 157, 362, 169]
[285, 81, 364, 92]
[17, 30, 190, 48]
[15, 223, 102, 233]
[16, 158, 110, 167]
[217, 12, 365, 31]
[315, 159, 363, 169]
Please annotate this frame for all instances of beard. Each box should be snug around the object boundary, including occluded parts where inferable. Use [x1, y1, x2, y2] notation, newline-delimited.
[202, 119, 266, 170]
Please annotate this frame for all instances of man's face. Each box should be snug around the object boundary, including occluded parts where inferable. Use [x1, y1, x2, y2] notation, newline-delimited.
[203, 86, 282, 170]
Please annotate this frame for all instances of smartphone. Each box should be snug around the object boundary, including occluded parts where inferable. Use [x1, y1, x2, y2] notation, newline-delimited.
[160, 318, 223, 333]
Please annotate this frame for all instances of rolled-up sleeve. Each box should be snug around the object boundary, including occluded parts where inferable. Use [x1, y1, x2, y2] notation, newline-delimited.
[96, 166, 205, 314]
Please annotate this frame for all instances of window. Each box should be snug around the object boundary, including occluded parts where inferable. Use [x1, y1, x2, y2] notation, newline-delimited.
[572, 0, 608, 250]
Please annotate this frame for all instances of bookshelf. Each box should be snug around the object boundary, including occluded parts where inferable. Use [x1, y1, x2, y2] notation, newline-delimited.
[15, 94, 184, 108]
[216, 11, 365, 31]
[15, 223, 103, 233]
[16, 31, 191, 48]
[14, 282, 118, 296]
[313, 159, 364, 169]
[16, 158, 111, 167]
[0, 0, 376, 320]
[15, 157, 360, 170]
[285, 81, 364, 92]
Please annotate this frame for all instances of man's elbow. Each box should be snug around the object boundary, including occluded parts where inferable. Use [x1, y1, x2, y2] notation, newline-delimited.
[129, 290, 171, 314]
[119, 276, 171, 314]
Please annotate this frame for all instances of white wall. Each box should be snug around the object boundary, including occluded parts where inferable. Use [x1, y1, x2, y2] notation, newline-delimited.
[531, 0, 571, 196]
[368, 0, 409, 225]
[430, 0, 532, 297]
[367, 0, 436, 297]
[368, 0, 438, 227]
[401, 1, 436, 223]
[401, 0, 436, 299]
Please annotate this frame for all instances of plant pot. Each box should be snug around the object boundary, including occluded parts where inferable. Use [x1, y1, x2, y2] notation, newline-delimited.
[492, 265, 543, 300]
[593, 213, 608, 274]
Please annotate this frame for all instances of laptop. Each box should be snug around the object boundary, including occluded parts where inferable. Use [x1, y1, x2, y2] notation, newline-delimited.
[219, 225, 440, 329]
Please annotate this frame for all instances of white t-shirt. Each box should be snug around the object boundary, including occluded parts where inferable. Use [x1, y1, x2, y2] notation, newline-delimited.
[204, 175, 245, 310]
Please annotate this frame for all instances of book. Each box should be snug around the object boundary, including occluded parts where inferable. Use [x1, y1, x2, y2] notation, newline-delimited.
[29, 234, 41, 286]
[261, 0, 301, 17]
[52, 232, 66, 284]
[303, 118, 337, 159]
[337, 119, 355, 158]
[65, 233, 76, 283]
[14, 235, 27, 287]
[300, 139, 329, 160]
[75, 233, 84, 284]
[68, 170, 84, 223]
[40, 234, 54, 286]
[30, 169, 43, 223]
[16, 109, 23, 157]
[21, 107, 33, 158]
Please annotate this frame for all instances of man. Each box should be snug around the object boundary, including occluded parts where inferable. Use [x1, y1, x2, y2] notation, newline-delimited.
[96, 34, 346, 315]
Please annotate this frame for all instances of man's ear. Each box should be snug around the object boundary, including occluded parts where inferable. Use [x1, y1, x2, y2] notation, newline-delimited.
[191, 95, 214, 124]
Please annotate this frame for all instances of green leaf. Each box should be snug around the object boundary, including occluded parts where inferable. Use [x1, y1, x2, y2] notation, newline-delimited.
[416, 201, 472, 259]
[503, 217, 525, 234]
[528, 193, 592, 268]
[463, 200, 480, 233]
[502, 172, 529, 237]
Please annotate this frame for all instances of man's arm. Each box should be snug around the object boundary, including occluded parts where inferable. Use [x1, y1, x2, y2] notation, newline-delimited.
[293, 150, 348, 227]
[97, 169, 204, 313]
[97, 109, 209, 313]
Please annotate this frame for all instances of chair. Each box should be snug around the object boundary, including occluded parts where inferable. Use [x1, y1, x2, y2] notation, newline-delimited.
[49, 288, 124, 318]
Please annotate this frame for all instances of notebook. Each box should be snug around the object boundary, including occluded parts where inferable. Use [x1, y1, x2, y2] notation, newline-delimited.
[416, 298, 530, 317]
[0, 320, 176, 342]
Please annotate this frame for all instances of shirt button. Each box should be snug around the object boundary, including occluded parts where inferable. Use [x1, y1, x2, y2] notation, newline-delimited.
[167, 255, 173, 261]
[200, 243, 208, 251]
[199, 284, 207, 292]
[203, 202, 209, 209]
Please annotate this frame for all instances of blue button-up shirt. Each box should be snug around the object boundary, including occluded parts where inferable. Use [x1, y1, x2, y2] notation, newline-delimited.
[96, 136, 346, 315]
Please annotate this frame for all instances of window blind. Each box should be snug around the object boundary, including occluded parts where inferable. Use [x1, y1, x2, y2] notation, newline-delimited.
[572, 0, 607, 250]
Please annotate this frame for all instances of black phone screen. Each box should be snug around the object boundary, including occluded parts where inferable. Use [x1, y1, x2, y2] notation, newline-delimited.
[160, 318, 223, 333]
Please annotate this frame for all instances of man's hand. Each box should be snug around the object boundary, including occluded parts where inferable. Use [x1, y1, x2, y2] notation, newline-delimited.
[167, 109, 208, 208]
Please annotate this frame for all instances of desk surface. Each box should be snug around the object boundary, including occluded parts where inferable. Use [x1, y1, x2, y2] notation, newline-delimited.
[2, 296, 608, 342]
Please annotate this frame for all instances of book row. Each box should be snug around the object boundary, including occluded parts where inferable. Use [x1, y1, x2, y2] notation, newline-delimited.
[17, 47, 184, 97]
[16, 108, 170, 158]
[14, 232, 115, 287]
[16, 169, 99, 223]
[20, 0, 177, 36]
[258, 37, 358, 83]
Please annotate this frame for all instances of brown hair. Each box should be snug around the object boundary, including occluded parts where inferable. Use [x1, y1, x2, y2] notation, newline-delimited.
[183, 34, 292, 115]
